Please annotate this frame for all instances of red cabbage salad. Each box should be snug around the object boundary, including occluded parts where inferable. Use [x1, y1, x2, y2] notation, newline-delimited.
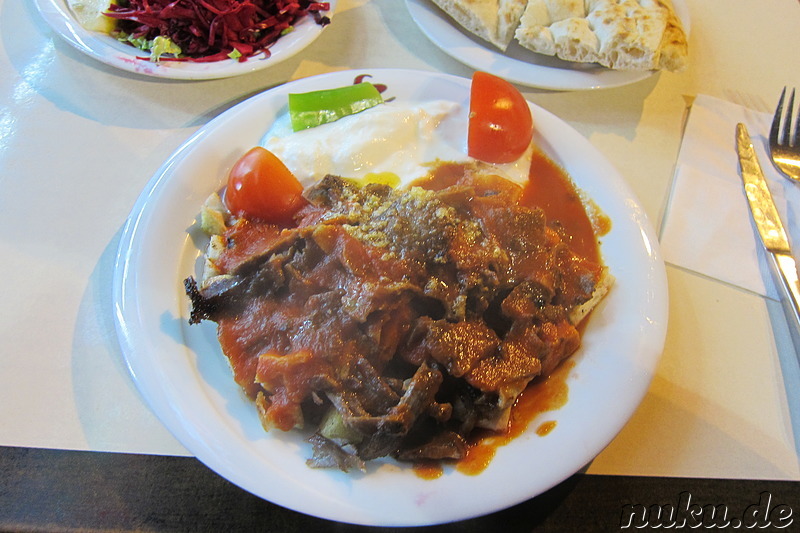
[104, 0, 330, 62]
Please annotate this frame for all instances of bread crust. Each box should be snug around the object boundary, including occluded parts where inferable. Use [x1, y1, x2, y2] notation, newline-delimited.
[433, 0, 688, 71]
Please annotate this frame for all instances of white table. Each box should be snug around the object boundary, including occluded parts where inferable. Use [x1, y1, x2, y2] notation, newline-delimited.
[1, 0, 799, 523]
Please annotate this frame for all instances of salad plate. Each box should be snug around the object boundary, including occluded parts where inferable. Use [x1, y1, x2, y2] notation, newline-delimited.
[113, 68, 668, 526]
[405, 0, 690, 91]
[33, 0, 336, 80]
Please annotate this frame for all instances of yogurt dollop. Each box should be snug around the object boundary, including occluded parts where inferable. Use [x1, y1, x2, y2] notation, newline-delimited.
[261, 100, 532, 188]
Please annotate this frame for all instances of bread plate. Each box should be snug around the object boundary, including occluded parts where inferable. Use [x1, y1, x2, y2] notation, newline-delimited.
[405, 0, 690, 91]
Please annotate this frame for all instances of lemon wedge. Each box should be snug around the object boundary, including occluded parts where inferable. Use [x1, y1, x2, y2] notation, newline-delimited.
[67, 0, 116, 33]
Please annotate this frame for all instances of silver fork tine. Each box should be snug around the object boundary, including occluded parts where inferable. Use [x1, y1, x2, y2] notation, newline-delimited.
[769, 87, 800, 183]
[784, 88, 796, 147]
[771, 87, 786, 145]
[793, 89, 800, 148]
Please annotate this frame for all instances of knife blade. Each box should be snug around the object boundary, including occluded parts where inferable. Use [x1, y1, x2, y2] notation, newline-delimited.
[736, 122, 800, 341]
[737, 123, 792, 253]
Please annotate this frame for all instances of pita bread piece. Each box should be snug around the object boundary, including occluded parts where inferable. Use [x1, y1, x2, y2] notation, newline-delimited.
[515, 0, 688, 71]
[431, 0, 527, 51]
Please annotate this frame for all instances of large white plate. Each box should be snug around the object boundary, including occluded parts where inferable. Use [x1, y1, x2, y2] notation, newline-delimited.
[34, 0, 336, 80]
[405, 0, 690, 91]
[113, 68, 668, 526]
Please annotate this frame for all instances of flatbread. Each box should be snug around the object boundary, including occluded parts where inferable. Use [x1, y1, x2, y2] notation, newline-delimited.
[430, 0, 528, 51]
[431, 0, 688, 71]
[515, 0, 688, 71]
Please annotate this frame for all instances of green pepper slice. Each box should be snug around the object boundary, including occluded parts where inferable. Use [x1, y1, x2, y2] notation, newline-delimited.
[288, 82, 384, 132]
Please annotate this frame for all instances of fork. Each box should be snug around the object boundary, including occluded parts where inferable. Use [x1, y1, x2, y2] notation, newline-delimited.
[769, 87, 800, 183]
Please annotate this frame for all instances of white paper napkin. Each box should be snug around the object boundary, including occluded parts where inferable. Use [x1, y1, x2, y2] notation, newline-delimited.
[661, 94, 800, 299]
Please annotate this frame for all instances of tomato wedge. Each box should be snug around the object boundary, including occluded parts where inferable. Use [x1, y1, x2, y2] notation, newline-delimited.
[224, 146, 306, 224]
[468, 71, 533, 164]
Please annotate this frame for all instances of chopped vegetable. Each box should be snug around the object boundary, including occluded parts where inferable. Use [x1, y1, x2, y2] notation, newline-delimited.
[288, 82, 384, 132]
[224, 147, 306, 224]
[149, 36, 182, 61]
[117, 33, 182, 61]
[105, 0, 330, 62]
[468, 71, 533, 164]
[199, 193, 228, 236]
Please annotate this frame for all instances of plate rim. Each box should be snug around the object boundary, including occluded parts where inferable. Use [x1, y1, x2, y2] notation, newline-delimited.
[112, 68, 669, 526]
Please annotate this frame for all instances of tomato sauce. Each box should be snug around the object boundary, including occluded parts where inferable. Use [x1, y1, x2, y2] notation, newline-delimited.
[414, 151, 605, 479]
[414, 359, 575, 479]
[522, 151, 609, 262]
[206, 149, 608, 477]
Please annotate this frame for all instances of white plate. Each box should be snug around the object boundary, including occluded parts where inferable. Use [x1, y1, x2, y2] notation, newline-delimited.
[113, 68, 668, 526]
[34, 0, 336, 80]
[405, 0, 690, 91]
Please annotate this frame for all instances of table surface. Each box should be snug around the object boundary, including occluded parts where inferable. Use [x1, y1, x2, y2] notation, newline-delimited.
[2, 0, 800, 530]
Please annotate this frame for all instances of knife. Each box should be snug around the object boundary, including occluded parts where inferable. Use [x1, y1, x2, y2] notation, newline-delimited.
[736, 122, 800, 338]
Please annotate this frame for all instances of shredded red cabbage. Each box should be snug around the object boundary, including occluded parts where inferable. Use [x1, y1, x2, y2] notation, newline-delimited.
[106, 0, 330, 62]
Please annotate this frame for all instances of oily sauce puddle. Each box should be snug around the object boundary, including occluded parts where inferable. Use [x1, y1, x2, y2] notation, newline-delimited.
[413, 359, 574, 479]
[414, 150, 609, 480]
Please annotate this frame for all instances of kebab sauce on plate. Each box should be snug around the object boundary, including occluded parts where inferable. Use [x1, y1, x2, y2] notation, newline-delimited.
[187, 95, 611, 477]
